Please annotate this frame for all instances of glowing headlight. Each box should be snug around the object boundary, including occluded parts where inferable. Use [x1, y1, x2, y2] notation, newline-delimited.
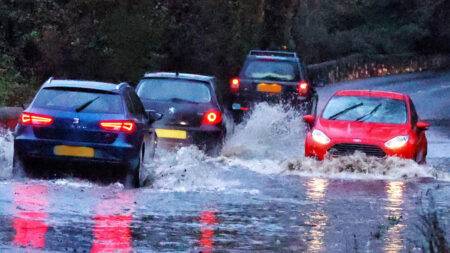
[385, 135, 409, 149]
[312, 129, 331, 145]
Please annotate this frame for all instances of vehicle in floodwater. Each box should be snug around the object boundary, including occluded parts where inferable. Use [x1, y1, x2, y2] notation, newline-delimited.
[136, 72, 230, 155]
[229, 50, 318, 122]
[13, 79, 159, 187]
[303, 90, 430, 162]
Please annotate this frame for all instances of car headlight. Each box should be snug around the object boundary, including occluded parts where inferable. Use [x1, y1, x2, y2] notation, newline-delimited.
[312, 129, 331, 145]
[385, 135, 409, 149]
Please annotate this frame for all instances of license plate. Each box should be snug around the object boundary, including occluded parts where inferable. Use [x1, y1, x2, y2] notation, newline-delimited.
[54, 145, 95, 158]
[257, 83, 282, 93]
[155, 129, 187, 140]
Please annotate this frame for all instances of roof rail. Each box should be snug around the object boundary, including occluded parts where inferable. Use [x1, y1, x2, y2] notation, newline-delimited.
[117, 82, 129, 89]
[249, 50, 298, 58]
[45, 77, 54, 84]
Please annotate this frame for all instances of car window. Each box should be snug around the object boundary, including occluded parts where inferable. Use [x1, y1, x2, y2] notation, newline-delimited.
[322, 96, 407, 124]
[137, 78, 211, 103]
[242, 59, 299, 81]
[33, 88, 123, 114]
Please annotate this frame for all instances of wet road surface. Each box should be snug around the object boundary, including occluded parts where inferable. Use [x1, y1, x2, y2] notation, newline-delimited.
[0, 71, 449, 252]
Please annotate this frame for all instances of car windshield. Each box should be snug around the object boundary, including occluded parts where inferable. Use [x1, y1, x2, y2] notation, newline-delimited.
[33, 88, 123, 114]
[322, 96, 408, 124]
[242, 59, 299, 81]
[137, 78, 212, 103]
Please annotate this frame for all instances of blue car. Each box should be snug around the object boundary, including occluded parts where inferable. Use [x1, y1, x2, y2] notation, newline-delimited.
[13, 79, 158, 187]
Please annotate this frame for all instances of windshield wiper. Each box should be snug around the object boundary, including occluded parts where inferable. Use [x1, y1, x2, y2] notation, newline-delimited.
[75, 96, 100, 112]
[328, 103, 364, 120]
[354, 103, 382, 122]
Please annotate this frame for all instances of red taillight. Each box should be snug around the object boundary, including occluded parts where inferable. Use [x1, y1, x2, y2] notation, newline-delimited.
[19, 112, 54, 127]
[230, 78, 240, 93]
[202, 109, 222, 125]
[297, 81, 309, 96]
[99, 120, 136, 134]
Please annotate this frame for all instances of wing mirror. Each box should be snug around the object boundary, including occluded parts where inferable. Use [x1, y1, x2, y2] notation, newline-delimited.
[146, 110, 163, 124]
[303, 114, 315, 127]
[416, 121, 430, 131]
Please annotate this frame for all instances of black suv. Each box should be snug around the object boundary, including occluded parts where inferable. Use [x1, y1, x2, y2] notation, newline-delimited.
[230, 50, 318, 120]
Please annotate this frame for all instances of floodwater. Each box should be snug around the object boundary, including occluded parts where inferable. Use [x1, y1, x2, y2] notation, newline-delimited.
[0, 71, 449, 252]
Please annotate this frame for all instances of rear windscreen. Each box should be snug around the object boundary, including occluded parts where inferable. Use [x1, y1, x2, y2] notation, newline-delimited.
[137, 78, 211, 103]
[33, 88, 123, 114]
[242, 59, 300, 81]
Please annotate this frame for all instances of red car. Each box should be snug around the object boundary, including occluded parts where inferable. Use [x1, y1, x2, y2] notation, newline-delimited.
[303, 90, 430, 163]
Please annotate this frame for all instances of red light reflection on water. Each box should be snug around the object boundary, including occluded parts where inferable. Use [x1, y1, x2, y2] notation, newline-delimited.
[198, 211, 218, 253]
[91, 192, 135, 253]
[12, 184, 49, 249]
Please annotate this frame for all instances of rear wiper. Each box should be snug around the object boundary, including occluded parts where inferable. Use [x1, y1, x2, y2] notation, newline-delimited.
[75, 96, 100, 112]
[355, 103, 382, 122]
[328, 103, 363, 120]
[170, 97, 199, 104]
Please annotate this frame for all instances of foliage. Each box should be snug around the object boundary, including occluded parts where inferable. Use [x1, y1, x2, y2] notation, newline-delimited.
[0, 0, 449, 105]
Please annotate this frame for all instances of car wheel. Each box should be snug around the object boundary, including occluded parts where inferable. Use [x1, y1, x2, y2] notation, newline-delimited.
[123, 147, 143, 188]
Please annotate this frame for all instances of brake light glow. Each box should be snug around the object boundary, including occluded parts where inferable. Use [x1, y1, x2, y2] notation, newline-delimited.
[230, 78, 240, 93]
[202, 109, 222, 125]
[19, 112, 54, 127]
[99, 120, 136, 134]
[297, 81, 309, 96]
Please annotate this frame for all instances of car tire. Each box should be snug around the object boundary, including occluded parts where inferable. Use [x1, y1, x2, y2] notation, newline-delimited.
[123, 147, 144, 188]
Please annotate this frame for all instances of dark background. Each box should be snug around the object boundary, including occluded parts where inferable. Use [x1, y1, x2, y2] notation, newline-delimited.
[1, 0, 449, 105]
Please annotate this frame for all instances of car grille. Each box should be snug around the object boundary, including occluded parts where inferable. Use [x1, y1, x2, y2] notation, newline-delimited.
[329, 143, 386, 158]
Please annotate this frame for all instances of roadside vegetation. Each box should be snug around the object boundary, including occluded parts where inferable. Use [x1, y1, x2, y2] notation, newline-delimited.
[1, 0, 449, 105]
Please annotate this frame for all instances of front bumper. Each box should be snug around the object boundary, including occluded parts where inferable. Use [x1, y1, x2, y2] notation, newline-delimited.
[304, 134, 416, 161]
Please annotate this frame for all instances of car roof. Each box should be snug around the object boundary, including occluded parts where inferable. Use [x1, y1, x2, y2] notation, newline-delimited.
[143, 72, 214, 82]
[42, 79, 122, 93]
[334, 90, 408, 100]
[246, 50, 300, 62]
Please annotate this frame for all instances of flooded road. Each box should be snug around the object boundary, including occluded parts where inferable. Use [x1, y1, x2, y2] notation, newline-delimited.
[0, 71, 449, 252]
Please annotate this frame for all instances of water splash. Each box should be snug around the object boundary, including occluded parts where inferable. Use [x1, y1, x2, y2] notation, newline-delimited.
[284, 153, 448, 181]
[223, 103, 306, 160]
[0, 131, 14, 178]
[149, 146, 241, 192]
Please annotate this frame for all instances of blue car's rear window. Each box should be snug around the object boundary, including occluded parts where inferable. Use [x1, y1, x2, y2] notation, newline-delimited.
[33, 88, 123, 114]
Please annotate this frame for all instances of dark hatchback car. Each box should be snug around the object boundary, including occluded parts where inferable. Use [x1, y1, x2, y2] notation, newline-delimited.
[13, 79, 157, 187]
[230, 50, 318, 120]
[136, 72, 229, 154]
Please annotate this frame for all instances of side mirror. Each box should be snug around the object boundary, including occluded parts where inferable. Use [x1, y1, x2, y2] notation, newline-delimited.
[416, 121, 430, 131]
[146, 110, 163, 123]
[303, 114, 315, 126]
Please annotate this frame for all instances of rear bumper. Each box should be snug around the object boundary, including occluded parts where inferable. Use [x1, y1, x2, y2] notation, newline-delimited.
[304, 134, 416, 161]
[231, 93, 311, 110]
[154, 126, 224, 148]
[14, 137, 139, 167]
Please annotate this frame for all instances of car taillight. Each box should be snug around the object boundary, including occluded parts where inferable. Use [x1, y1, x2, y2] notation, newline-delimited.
[99, 120, 136, 134]
[202, 109, 222, 125]
[230, 78, 240, 93]
[19, 112, 54, 127]
[297, 81, 309, 96]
